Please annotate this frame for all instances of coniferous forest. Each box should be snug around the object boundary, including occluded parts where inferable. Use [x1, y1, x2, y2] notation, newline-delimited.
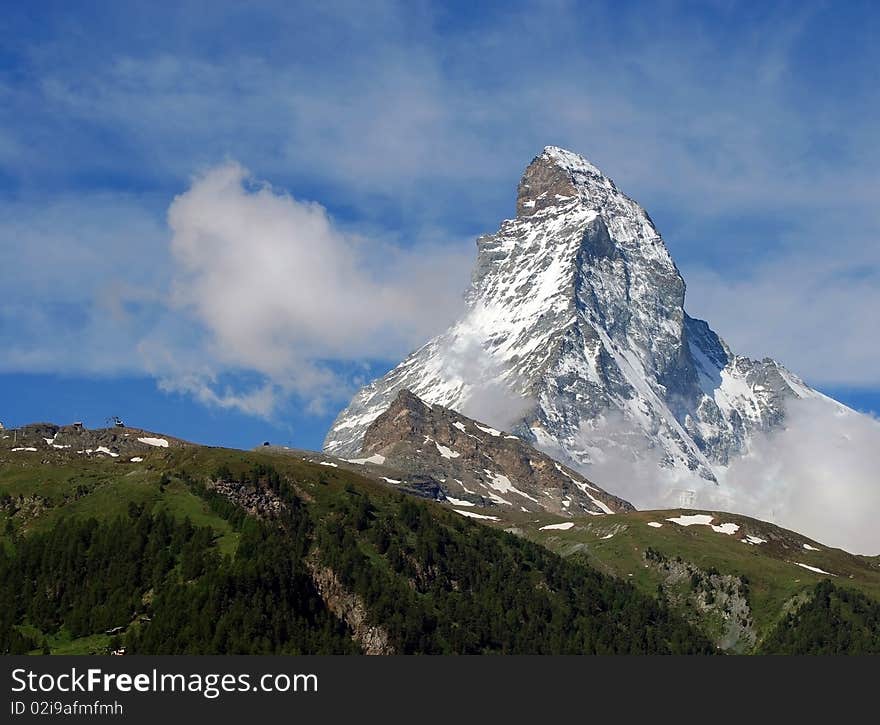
[1, 456, 878, 655]
[0, 462, 716, 655]
[758, 581, 880, 654]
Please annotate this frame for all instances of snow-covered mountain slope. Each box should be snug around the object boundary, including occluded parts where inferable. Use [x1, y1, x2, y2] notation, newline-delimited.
[324, 147, 847, 512]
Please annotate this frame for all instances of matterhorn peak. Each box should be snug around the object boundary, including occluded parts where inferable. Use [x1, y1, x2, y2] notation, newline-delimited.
[516, 146, 608, 217]
[325, 146, 828, 519]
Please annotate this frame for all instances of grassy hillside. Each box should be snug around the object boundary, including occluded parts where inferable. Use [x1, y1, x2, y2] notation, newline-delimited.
[496, 508, 880, 651]
[0, 437, 714, 655]
[3, 430, 879, 654]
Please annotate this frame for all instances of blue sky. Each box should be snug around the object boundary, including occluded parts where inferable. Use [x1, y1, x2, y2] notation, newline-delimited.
[1, 0, 878, 450]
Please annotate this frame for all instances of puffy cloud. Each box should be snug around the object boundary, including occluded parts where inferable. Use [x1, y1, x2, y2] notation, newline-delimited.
[155, 162, 472, 413]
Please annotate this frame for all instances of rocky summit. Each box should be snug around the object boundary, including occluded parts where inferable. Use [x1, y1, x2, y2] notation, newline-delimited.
[358, 389, 633, 517]
[325, 146, 837, 508]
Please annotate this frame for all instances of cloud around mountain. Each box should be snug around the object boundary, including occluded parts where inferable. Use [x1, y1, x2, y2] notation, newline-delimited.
[578, 398, 880, 555]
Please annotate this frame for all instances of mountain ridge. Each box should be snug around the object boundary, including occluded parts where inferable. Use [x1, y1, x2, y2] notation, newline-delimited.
[357, 388, 633, 516]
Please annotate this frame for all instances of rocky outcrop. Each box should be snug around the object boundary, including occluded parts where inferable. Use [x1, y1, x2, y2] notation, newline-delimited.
[207, 478, 285, 520]
[644, 547, 756, 652]
[359, 389, 633, 516]
[305, 552, 395, 655]
[0, 493, 52, 524]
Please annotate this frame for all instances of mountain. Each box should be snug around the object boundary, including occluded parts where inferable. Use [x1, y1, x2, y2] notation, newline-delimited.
[352, 388, 632, 516]
[324, 146, 841, 513]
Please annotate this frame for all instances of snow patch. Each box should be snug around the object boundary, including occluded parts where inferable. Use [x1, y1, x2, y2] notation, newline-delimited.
[453, 509, 499, 521]
[475, 424, 502, 437]
[453, 478, 477, 495]
[793, 562, 835, 576]
[711, 522, 739, 535]
[138, 437, 169, 448]
[539, 522, 575, 531]
[666, 513, 738, 535]
[435, 442, 461, 459]
[483, 470, 539, 502]
[666, 514, 715, 527]
[445, 496, 474, 507]
[554, 461, 598, 491]
[346, 454, 386, 465]
[646, 521, 663, 528]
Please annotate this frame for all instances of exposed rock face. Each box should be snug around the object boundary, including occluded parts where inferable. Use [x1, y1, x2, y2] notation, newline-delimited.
[644, 548, 756, 653]
[359, 389, 632, 516]
[325, 146, 831, 507]
[207, 478, 285, 520]
[306, 552, 395, 655]
[0, 494, 52, 524]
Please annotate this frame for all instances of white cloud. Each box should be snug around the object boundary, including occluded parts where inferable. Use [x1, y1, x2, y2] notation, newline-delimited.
[574, 398, 880, 555]
[709, 397, 880, 556]
[156, 162, 472, 413]
[0, 164, 472, 416]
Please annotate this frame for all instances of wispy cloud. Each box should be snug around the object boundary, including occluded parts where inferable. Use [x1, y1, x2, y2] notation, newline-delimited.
[1, 0, 877, 409]
[684, 247, 880, 387]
